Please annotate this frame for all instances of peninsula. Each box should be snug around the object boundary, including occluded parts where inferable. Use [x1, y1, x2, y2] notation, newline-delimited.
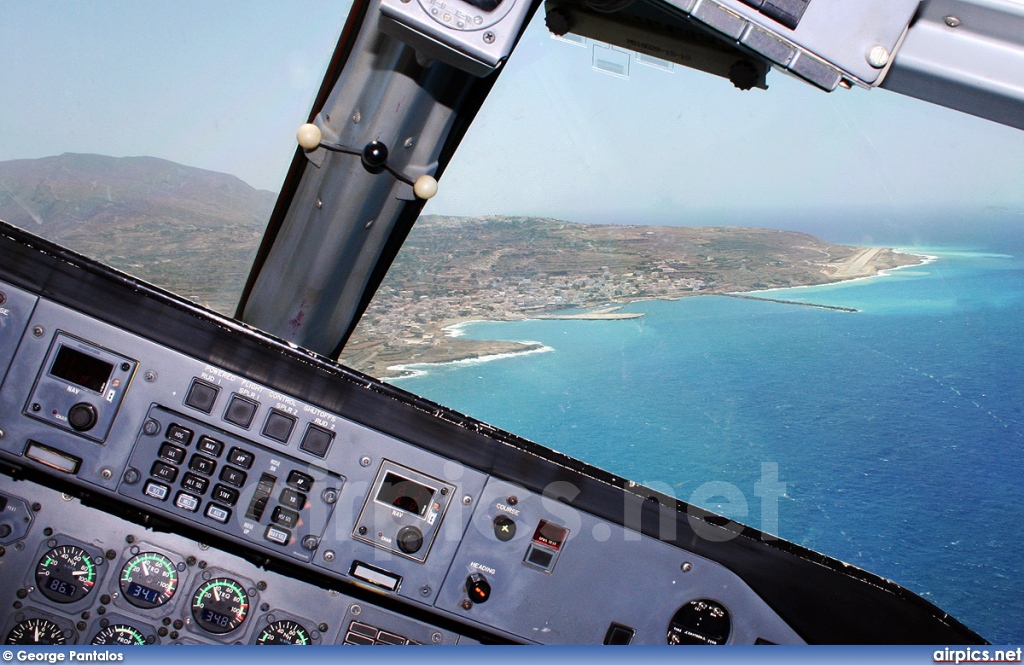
[338, 216, 921, 378]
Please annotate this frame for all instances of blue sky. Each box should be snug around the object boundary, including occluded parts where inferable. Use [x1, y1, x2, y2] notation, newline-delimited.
[2, 1, 1024, 230]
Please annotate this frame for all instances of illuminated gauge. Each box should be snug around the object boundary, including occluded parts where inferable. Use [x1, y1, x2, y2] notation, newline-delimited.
[120, 552, 178, 609]
[191, 578, 249, 634]
[91, 624, 147, 646]
[35, 544, 97, 603]
[5, 618, 67, 645]
[256, 619, 311, 645]
[667, 599, 731, 645]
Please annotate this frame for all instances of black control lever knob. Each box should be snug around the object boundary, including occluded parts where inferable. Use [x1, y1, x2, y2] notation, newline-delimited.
[466, 573, 491, 604]
[68, 403, 98, 432]
[397, 525, 424, 554]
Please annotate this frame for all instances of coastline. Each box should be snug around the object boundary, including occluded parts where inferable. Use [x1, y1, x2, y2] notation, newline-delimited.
[349, 244, 929, 380]
[386, 342, 554, 381]
[738, 248, 934, 296]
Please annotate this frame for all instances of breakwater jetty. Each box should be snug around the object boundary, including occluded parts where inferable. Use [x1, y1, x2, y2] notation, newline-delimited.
[722, 293, 858, 312]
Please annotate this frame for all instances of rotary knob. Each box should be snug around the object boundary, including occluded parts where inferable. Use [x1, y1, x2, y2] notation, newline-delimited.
[397, 525, 424, 554]
[465, 573, 491, 604]
[67, 402, 98, 432]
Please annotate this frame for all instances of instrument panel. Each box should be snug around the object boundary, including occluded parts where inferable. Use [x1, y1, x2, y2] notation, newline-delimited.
[0, 223, 985, 645]
[0, 480, 464, 645]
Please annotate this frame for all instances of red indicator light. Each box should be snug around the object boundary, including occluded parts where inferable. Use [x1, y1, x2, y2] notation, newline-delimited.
[532, 520, 568, 550]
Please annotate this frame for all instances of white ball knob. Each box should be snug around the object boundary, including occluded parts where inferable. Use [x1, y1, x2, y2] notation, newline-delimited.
[296, 123, 322, 150]
[413, 174, 438, 200]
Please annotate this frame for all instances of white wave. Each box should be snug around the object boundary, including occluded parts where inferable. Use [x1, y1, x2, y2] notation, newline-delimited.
[385, 342, 554, 382]
[442, 320, 487, 338]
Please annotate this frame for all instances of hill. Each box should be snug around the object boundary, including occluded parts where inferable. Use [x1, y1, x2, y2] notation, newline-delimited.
[0, 153, 275, 313]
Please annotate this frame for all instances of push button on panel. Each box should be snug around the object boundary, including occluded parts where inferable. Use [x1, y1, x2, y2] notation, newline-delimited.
[227, 447, 255, 469]
[299, 425, 333, 458]
[158, 442, 186, 464]
[224, 394, 258, 428]
[174, 491, 201, 513]
[196, 435, 224, 457]
[279, 488, 307, 511]
[262, 410, 296, 443]
[188, 454, 217, 477]
[264, 525, 291, 546]
[166, 423, 194, 446]
[181, 472, 209, 495]
[212, 484, 239, 506]
[144, 481, 170, 501]
[184, 379, 219, 414]
[604, 623, 635, 645]
[525, 545, 554, 569]
[205, 503, 231, 524]
[150, 461, 178, 483]
[286, 470, 313, 493]
[271, 506, 299, 529]
[219, 466, 247, 488]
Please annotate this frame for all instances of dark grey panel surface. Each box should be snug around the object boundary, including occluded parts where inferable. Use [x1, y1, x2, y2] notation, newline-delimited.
[0, 282, 36, 388]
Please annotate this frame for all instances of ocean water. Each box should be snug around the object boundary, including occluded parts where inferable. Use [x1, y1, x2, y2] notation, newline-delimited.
[390, 247, 1024, 643]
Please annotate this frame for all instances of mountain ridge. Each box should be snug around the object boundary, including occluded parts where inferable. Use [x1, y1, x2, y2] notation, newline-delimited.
[0, 153, 276, 313]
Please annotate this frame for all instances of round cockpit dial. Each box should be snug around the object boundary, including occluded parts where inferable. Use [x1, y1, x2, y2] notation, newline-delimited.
[91, 624, 147, 645]
[191, 578, 249, 634]
[120, 552, 178, 609]
[5, 618, 67, 645]
[667, 599, 731, 645]
[35, 544, 97, 603]
[255, 619, 311, 645]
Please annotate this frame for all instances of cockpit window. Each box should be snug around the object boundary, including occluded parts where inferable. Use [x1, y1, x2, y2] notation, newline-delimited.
[339, 12, 1024, 643]
[0, 2, 351, 314]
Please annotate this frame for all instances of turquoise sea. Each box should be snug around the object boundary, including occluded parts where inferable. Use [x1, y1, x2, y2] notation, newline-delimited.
[391, 243, 1024, 643]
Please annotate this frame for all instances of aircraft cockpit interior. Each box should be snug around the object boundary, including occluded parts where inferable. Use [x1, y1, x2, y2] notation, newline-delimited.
[1, 0, 1023, 646]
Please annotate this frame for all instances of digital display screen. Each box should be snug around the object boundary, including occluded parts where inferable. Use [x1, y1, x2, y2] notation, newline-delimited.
[50, 345, 113, 393]
[376, 472, 435, 517]
[127, 582, 161, 605]
[533, 520, 568, 550]
[46, 577, 77, 598]
[202, 609, 232, 628]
